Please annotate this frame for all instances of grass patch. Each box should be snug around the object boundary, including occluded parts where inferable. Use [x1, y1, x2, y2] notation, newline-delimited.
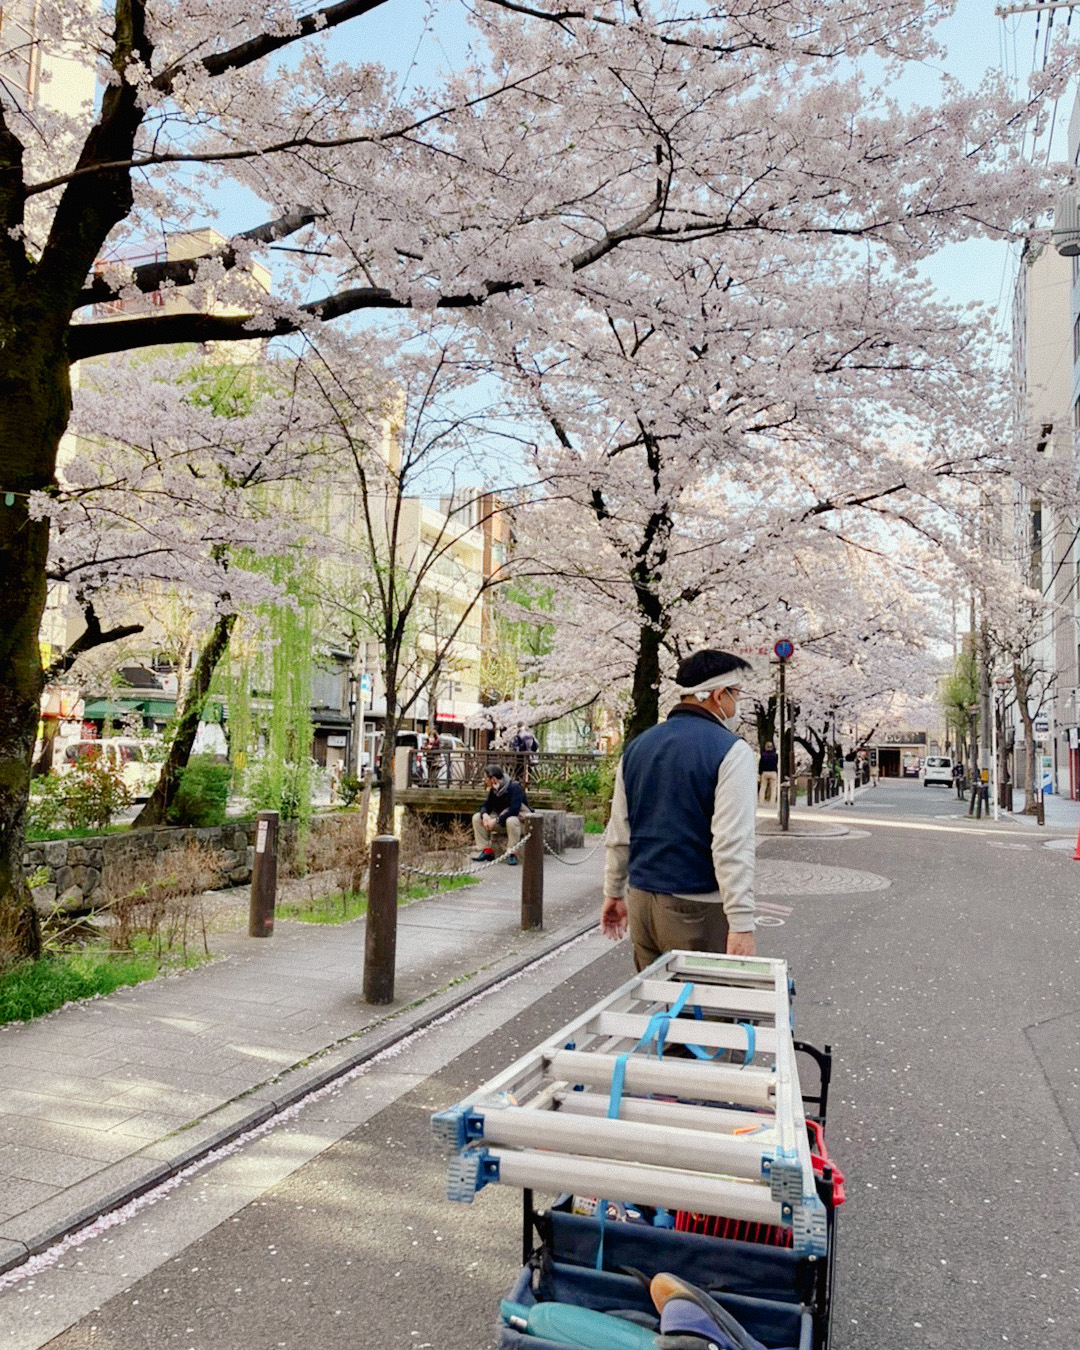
[25, 823, 130, 842]
[0, 950, 161, 1025]
[584, 820, 605, 834]
[278, 873, 476, 925]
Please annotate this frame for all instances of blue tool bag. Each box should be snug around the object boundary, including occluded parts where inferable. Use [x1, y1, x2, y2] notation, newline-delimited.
[494, 1213, 813, 1350]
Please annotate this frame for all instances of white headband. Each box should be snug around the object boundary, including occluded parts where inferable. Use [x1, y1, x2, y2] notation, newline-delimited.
[677, 675, 744, 698]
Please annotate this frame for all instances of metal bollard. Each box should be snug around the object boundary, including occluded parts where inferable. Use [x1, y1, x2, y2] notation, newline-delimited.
[248, 810, 279, 938]
[363, 835, 399, 1004]
[1036, 793, 1045, 827]
[780, 782, 790, 832]
[521, 815, 544, 931]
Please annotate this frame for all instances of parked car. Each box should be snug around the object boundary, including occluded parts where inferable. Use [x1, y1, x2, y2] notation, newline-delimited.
[902, 753, 922, 777]
[59, 738, 160, 799]
[921, 755, 953, 787]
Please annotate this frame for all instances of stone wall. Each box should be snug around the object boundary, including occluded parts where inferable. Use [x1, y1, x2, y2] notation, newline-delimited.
[23, 823, 258, 913]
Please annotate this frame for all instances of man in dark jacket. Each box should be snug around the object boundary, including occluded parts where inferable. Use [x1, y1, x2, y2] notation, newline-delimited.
[472, 765, 531, 866]
[602, 648, 758, 969]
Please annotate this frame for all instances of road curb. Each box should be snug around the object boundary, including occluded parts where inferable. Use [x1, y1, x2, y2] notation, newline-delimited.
[0, 912, 601, 1276]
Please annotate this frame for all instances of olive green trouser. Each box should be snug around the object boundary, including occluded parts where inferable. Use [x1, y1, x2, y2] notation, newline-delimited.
[626, 887, 730, 972]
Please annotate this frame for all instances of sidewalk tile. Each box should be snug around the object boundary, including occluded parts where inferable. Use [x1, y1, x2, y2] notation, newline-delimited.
[0, 1144, 103, 1187]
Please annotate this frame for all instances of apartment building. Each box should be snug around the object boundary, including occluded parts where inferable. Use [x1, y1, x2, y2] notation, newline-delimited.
[1010, 148, 1080, 796]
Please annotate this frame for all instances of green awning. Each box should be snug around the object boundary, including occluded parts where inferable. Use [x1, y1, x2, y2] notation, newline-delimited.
[82, 696, 176, 719]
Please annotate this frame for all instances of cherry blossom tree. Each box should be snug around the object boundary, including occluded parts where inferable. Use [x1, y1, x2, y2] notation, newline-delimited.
[0, 0, 1065, 958]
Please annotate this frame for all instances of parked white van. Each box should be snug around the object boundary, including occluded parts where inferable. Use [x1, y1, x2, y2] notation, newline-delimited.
[921, 755, 954, 787]
[59, 739, 160, 799]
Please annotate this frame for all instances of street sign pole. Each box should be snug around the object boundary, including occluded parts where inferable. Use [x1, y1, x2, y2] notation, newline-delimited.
[773, 641, 795, 831]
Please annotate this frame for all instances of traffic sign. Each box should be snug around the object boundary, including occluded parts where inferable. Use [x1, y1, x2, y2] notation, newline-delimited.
[773, 639, 794, 661]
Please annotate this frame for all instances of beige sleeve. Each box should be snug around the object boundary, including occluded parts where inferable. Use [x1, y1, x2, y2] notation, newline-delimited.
[603, 759, 630, 899]
[711, 739, 757, 932]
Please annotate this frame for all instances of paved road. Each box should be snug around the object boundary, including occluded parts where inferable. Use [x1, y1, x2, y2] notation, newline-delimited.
[5, 779, 1080, 1348]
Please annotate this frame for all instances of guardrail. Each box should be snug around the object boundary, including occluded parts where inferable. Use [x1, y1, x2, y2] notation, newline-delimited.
[399, 748, 606, 789]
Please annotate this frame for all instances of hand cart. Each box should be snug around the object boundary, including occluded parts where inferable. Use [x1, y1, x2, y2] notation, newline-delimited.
[432, 950, 840, 1349]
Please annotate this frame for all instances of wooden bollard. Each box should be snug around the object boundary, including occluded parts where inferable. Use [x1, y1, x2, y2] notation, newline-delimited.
[248, 809, 279, 938]
[521, 815, 544, 931]
[363, 835, 399, 1004]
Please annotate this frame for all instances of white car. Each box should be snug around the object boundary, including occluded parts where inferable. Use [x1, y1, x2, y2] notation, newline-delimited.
[922, 755, 954, 787]
[60, 739, 160, 799]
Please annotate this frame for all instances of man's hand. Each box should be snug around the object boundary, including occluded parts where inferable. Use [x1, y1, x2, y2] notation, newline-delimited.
[482, 813, 496, 829]
[726, 929, 756, 957]
[600, 896, 628, 940]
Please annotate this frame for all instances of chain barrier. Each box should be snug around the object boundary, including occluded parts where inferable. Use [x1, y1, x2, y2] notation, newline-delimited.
[399, 851, 511, 881]
[543, 837, 605, 865]
[399, 831, 603, 879]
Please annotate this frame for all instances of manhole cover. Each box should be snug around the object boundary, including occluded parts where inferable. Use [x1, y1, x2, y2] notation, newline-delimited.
[757, 859, 891, 896]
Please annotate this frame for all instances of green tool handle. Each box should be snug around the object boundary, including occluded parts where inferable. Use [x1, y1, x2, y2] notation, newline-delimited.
[501, 1300, 658, 1348]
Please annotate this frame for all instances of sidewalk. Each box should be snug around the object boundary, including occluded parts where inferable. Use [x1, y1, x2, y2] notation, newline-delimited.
[0, 845, 605, 1273]
[1007, 789, 1080, 835]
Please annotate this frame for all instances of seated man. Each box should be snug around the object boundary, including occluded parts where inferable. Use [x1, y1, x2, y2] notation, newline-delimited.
[472, 764, 531, 866]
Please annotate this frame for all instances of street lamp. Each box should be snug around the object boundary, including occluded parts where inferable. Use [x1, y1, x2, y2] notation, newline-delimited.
[347, 671, 358, 779]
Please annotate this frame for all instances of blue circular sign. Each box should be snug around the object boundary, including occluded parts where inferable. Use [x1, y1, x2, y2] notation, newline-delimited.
[774, 639, 794, 661]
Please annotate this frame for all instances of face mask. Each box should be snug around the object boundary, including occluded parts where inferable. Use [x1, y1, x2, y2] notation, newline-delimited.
[720, 699, 742, 731]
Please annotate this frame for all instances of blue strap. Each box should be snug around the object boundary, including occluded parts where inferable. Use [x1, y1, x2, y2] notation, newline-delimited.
[686, 1018, 756, 1066]
[596, 983, 692, 1269]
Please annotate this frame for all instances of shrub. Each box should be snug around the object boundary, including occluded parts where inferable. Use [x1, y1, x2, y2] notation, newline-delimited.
[168, 756, 230, 827]
[63, 756, 133, 831]
[103, 841, 221, 956]
[339, 773, 363, 806]
[26, 775, 66, 834]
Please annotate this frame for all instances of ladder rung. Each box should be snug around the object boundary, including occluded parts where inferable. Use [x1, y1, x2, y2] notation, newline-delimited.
[637, 979, 776, 1017]
[490, 1147, 784, 1225]
[477, 1105, 770, 1178]
[547, 1049, 774, 1109]
[591, 1011, 776, 1056]
[551, 1091, 774, 1137]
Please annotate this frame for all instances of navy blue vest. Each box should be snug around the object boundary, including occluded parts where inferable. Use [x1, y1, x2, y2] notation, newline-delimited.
[621, 704, 738, 895]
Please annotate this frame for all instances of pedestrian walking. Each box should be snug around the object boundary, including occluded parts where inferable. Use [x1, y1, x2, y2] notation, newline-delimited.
[757, 741, 779, 804]
[510, 723, 539, 782]
[842, 750, 857, 805]
[472, 765, 531, 866]
[952, 759, 964, 800]
[600, 648, 758, 970]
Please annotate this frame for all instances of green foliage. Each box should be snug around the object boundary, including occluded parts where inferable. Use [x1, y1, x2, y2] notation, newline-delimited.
[339, 773, 363, 806]
[26, 774, 66, 834]
[0, 951, 159, 1025]
[584, 820, 605, 834]
[530, 757, 617, 824]
[940, 652, 979, 738]
[167, 756, 231, 827]
[46, 756, 134, 832]
[246, 756, 313, 821]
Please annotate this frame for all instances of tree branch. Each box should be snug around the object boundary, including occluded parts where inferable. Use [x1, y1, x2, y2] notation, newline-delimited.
[44, 602, 144, 681]
[74, 208, 322, 308]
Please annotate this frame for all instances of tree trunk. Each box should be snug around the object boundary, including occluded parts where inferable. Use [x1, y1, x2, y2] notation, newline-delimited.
[132, 613, 237, 827]
[0, 336, 72, 963]
[1013, 661, 1038, 816]
[376, 668, 399, 835]
[623, 606, 665, 746]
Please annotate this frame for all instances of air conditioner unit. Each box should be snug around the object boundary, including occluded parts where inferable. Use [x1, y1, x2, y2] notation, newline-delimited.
[1053, 193, 1080, 256]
